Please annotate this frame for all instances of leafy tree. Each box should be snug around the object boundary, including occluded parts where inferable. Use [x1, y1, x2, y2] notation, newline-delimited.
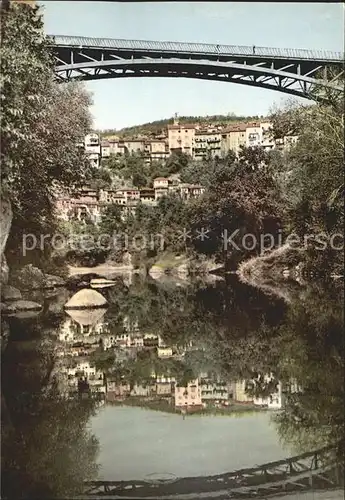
[165, 151, 190, 175]
[99, 203, 123, 235]
[1, 2, 93, 268]
[187, 147, 283, 268]
[89, 167, 112, 190]
[270, 95, 344, 273]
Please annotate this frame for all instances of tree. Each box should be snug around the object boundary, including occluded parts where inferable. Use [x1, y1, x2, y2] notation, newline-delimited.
[165, 151, 190, 175]
[188, 147, 283, 268]
[270, 95, 344, 273]
[1, 3, 93, 267]
[89, 168, 112, 191]
[99, 203, 123, 235]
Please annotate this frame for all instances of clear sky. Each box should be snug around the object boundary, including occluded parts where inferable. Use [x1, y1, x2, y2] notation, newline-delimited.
[39, 1, 344, 130]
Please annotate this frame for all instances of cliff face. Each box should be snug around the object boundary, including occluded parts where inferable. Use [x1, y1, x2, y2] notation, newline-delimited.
[0, 197, 13, 285]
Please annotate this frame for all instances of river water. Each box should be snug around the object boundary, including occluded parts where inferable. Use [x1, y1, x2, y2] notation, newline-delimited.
[91, 406, 288, 480]
[1, 273, 344, 499]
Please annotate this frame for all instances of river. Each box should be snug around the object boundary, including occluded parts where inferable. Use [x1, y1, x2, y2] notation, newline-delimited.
[1, 273, 344, 499]
[90, 406, 289, 481]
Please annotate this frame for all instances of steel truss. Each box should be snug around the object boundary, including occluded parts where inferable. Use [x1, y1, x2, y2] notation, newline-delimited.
[49, 36, 344, 102]
[81, 446, 343, 498]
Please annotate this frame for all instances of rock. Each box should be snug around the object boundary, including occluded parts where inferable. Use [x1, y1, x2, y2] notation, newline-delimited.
[1, 321, 9, 352]
[148, 265, 165, 279]
[1, 299, 42, 316]
[44, 274, 66, 288]
[11, 266, 66, 290]
[0, 196, 12, 285]
[0, 302, 16, 314]
[0, 197, 12, 255]
[1, 285, 22, 302]
[90, 278, 117, 289]
[1, 254, 9, 285]
[10, 300, 42, 311]
[64, 288, 108, 309]
[48, 288, 70, 315]
[11, 264, 45, 290]
[65, 307, 107, 326]
[10, 310, 42, 319]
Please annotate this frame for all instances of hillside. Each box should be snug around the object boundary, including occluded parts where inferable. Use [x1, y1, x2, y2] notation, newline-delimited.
[98, 113, 265, 139]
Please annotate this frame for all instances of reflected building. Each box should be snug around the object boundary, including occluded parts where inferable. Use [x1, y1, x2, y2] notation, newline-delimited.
[175, 379, 203, 411]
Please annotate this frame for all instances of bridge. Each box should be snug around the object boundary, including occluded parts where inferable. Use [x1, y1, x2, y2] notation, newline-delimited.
[80, 446, 344, 499]
[49, 35, 344, 102]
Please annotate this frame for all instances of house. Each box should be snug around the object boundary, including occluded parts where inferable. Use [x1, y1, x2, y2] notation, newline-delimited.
[253, 382, 282, 409]
[260, 121, 275, 151]
[153, 177, 169, 200]
[231, 380, 254, 403]
[147, 139, 170, 163]
[200, 377, 229, 404]
[245, 122, 263, 148]
[106, 380, 131, 399]
[194, 129, 222, 160]
[156, 381, 173, 396]
[130, 384, 153, 397]
[101, 140, 111, 158]
[175, 379, 202, 409]
[221, 124, 247, 156]
[167, 122, 195, 155]
[143, 333, 160, 347]
[157, 347, 173, 358]
[140, 188, 156, 206]
[179, 183, 205, 200]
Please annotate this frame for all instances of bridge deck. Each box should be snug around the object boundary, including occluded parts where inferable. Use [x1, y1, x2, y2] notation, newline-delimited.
[48, 35, 344, 63]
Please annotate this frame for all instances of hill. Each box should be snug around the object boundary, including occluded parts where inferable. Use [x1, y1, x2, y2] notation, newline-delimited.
[98, 113, 265, 139]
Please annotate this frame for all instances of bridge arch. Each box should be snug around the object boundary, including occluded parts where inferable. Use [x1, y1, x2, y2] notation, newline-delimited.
[55, 57, 343, 101]
[50, 36, 344, 102]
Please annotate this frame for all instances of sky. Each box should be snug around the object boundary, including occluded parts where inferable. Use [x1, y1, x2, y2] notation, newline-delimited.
[40, 1, 344, 130]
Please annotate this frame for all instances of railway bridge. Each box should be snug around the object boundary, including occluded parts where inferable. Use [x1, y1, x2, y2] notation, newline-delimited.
[49, 35, 344, 102]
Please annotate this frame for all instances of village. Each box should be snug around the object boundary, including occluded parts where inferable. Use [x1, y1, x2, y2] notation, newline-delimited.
[55, 116, 297, 224]
[51, 308, 300, 415]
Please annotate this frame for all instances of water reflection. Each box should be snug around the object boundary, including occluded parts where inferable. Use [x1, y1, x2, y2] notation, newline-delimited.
[1, 274, 344, 498]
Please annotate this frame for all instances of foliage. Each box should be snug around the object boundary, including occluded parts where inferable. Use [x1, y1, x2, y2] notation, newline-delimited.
[1, 2, 93, 269]
[187, 147, 283, 268]
[270, 96, 344, 273]
[1, 318, 99, 499]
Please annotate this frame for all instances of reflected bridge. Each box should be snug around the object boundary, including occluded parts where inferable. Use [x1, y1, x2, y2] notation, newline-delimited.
[49, 36, 344, 102]
[81, 446, 344, 499]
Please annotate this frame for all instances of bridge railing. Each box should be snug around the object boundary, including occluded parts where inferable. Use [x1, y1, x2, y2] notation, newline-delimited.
[48, 35, 344, 62]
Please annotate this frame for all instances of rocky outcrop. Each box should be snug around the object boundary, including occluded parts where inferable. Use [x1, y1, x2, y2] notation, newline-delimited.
[0, 196, 13, 285]
[1, 285, 22, 302]
[238, 244, 305, 282]
[1, 299, 43, 317]
[11, 264, 66, 291]
[44, 274, 66, 288]
[64, 288, 108, 309]
[237, 244, 307, 303]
